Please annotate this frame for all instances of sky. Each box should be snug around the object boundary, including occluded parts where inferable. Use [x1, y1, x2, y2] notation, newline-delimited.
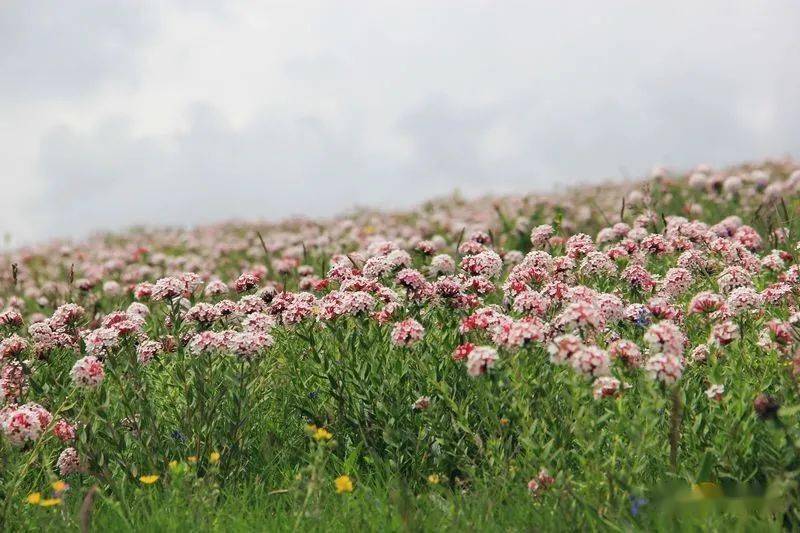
[1, 1, 799, 246]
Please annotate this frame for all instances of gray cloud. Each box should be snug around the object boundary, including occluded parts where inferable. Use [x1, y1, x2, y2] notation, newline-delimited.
[4, 1, 800, 244]
[0, 0, 155, 101]
[36, 104, 411, 237]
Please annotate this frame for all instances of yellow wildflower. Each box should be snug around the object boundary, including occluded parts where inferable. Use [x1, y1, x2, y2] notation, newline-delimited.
[427, 474, 440, 485]
[51, 480, 68, 493]
[313, 427, 333, 442]
[26, 492, 41, 505]
[209, 452, 221, 464]
[139, 475, 160, 485]
[187, 456, 198, 464]
[169, 460, 179, 471]
[39, 498, 62, 507]
[334, 475, 354, 494]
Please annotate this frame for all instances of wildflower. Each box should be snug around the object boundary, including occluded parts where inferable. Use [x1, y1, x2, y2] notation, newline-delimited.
[530, 225, 554, 247]
[547, 335, 582, 365]
[26, 492, 41, 505]
[187, 456, 198, 463]
[139, 475, 160, 484]
[711, 321, 739, 346]
[593, 376, 622, 399]
[0, 309, 23, 327]
[460, 307, 505, 333]
[717, 266, 752, 295]
[151, 277, 185, 301]
[281, 294, 316, 325]
[580, 251, 617, 277]
[187, 331, 224, 355]
[640, 234, 672, 256]
[82, 327, 119, 356]
[235, 272, 261, 293]
[0, 334, 28, 359]
[136, 340, 162, 365]
[39, 498, 62, 507]
[209, 451, 220, 464]
[430, 254, 456, 275]
[725, 287, 762, 316]
[204, 279, 229, 297]
[762, 283, 792, 304]
[0, 361, 28, 401]
[56, 447, 83, 476]
[527, 468, 555, 497]
[415, 240, 437, 255]
[705, 384, 725, 401]
[512, 290, 551, 316]
[688, 291, 724, 314]
[555, 301, 604, 331]
[427, 474, 441, 485]
[103, 280, 121, 296]
[334, 475, 354, 494]
[466, 346, 499, 377]
[608, 339, 642, 367]
[570, 346, 611, 379]
[390, 319, 425, 347]
[460, 250, 502, 278]
[452, 343, 474, 362]
[646, 297, 681, 321]
[313, 428, 333, 442]
[411, 396, 431, 411]
[459, 241, 485, 255]
[226, 331, 275, 359]
[691, 344, 710, 363]
[184, 303, 220, 324]
[565, 233, 595, 258]
[53, 419, 75, 442]
[621, 264, 656, 292]
[496, 318, 546, 348]
[133, 282, 154, 300]
[70, 355, 105, 388]
[644, 321, 685, 357]
[629, 496, 648, 517]
[1, 405, 45, 447]
[595, 293, 625, 322]
[467, 275, 495, 295]
[645, 353, 684, 385]
[395, 268, 427, 292]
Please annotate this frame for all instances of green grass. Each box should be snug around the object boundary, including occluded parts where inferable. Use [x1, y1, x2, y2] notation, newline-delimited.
[4, 163, 800, 531]
[13, 477, 790, 532]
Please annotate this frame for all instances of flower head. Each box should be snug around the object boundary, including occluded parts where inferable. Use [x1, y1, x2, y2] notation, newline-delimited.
[70, 355, 105, 388]
[334, 475, 354, 494]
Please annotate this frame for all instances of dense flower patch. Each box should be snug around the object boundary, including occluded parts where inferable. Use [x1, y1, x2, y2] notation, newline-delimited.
[3, 158, 800, 527]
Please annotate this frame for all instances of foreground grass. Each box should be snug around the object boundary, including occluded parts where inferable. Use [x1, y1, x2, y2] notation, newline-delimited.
[13, 478, 789, 532]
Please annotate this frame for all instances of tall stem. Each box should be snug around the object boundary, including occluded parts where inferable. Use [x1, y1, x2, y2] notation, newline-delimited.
[669, 386, 682, 473]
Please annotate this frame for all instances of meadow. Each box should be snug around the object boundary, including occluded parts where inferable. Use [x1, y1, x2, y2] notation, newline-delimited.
[2, 159, 800, 531]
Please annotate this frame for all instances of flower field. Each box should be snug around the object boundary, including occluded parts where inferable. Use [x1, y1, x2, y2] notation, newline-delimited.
[4, 159, 800, 530]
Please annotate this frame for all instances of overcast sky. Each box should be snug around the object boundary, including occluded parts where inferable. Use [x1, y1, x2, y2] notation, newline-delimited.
[1, 1, 799, 245]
